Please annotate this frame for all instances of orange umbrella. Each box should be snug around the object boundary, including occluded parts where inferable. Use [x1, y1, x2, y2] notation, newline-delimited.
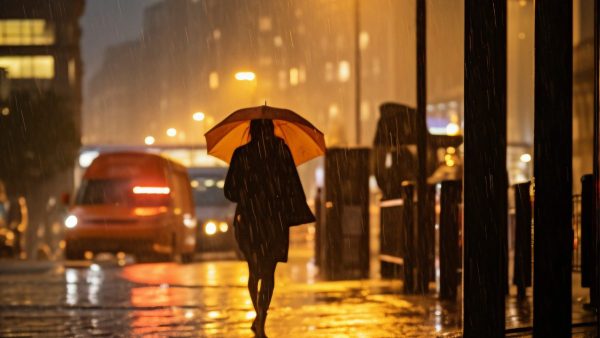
[204, 105, 325, 165]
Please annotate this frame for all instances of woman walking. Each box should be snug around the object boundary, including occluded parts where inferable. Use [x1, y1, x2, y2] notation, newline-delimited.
[224, 119, 315, 337]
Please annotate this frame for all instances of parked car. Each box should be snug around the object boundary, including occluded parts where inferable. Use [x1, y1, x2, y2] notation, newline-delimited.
[189, 167, 240, 256]
[65, 152, 197, 262]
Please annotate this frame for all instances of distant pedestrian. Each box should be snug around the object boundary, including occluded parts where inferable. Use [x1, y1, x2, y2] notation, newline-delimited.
[0, 181, 24, 258]
[224, 119, 315, 337]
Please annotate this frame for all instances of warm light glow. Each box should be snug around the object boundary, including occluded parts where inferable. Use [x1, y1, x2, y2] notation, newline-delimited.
[520, 153, 532, 163]
[219, 222, 229, 233]
[289, 67, 299, 86]
[209, 71, 219, 89]
[134, 206, 168, 216]
[64, 215, 78, 229]
[133, 186, 171, 195]
[235, 71, 256, 81]
[183, 214, 197, 229]
[446, 122, 460, 135]
[0, 20, 55, 45]
[193, 112, 205, 121]
[0, 55, 54, 79]
[166, 128, 177, 137]
[144, 136, 155, 145]
[190, 180, 199, 188]
[79, 151, 99, 168]
[338, 61, 350, 82]
[205, 221, 217, 235]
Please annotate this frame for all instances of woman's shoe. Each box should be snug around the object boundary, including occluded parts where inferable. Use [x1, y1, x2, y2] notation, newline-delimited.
[254, 311, 268, 338]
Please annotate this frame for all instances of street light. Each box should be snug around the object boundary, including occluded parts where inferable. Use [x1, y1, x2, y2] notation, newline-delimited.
[144, 136, 155, 145]
[193, 112, 205, 121]
[166, 128, 177, 137]
[234, 71, 256, 81]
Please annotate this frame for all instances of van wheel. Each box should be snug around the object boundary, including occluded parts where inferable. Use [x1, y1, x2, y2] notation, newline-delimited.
[181, 253, 194, 264]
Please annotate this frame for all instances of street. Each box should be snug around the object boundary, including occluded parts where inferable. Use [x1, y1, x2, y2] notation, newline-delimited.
[1, 240, 597, 337]
[0, 244, 460, 338]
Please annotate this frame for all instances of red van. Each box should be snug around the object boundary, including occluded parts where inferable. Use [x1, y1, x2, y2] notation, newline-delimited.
[65, 152, 197, 262]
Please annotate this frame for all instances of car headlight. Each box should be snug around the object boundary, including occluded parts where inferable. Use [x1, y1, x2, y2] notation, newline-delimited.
[218, 222, 229, 233]
[204, 221, 217, 235]
[65, 215, 78, 229]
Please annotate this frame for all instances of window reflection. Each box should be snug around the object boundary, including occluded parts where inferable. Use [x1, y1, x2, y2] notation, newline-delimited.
[0, 19, 55, 45]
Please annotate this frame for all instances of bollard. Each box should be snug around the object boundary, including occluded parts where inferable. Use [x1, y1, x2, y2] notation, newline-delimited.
[439, 180, 462, 300]
[513, 181, 532, 299]
[581, 174, 597, 306]
[379, 197, 404, 279]
[314, 187, 322, 267]
[323, 148, 370, 280]
[401, 182, 416, 294]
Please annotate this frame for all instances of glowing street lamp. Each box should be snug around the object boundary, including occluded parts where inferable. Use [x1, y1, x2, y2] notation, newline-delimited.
[166, 128, 177, 137]
[193, 112, 205, 121]
[234, 71, 256, 81]
[144, 136, 155, 145]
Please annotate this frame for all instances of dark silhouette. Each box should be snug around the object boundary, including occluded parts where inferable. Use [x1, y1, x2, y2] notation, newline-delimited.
[224, 119, 314, 337]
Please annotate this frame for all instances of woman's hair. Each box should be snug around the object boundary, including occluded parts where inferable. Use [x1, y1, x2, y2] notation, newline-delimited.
[250, 119, 275, 141]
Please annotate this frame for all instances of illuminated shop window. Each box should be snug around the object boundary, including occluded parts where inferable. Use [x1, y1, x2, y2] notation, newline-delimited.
[0, 56, 55, 79]
[0, 20, 55, 45]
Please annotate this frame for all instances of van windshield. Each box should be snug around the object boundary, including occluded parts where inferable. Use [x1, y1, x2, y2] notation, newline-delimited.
[76, 179, 169, 207]
[190, 176, 229, 206]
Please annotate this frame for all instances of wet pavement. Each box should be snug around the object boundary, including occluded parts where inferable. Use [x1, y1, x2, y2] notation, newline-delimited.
[0, 245, 597, 337]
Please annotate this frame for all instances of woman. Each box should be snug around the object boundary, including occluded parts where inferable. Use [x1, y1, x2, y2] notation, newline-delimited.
[224, 119, 314, 337]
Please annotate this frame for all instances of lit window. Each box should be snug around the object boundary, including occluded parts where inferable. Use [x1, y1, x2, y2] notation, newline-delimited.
[328, 104, 339, 118]
[359, 32, 370, 50]
[338, 61, 350, 82]
[0, 56, 54, 79]
[278, 70, 287, 90]
[259, 17, 272, 32]
[209, 71, 219, 89]
[213, 29, 221, 40]
[298, 66, 306, 83]
[0, 20, 54, 45]
[273, 35, 283, 47]
[68, 59, 76, 86]
[289, 67, 299, 86]
[325, 62, 334, 82]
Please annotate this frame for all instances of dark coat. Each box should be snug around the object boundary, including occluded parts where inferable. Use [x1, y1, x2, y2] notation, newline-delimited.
[224, 137, 314, 263]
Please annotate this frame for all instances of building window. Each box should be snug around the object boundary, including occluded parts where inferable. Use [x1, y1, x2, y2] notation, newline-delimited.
[212, 29, 221, 40]
[0, 56, 55, 79]
[338, 60, 350, 82]
[325, 62, 334, 82]
[0, 20, 55, 45]
[209, 71, 219, 89]
[289, 67, 299, 86]
[68, 59, 76, 86]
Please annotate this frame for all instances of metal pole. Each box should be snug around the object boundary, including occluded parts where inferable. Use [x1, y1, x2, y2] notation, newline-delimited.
[593, 0, 599, 333]
[354, 0, 361, 146]
[464, 0, 507, 336]
[415, 0, 429, 294]
[533, 1, 573, 336]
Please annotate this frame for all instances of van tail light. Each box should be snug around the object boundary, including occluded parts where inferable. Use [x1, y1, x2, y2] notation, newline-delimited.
[132, 186, 170, 195]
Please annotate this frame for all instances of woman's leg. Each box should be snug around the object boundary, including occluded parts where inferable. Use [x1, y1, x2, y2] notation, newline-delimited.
[256, 260, 277, 336]
[247, 260, 259, 313]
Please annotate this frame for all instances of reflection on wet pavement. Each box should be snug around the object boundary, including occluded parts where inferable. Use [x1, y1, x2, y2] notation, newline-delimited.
[0, 250, 596, 337]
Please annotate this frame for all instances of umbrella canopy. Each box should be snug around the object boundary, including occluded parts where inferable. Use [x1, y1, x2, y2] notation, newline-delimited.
[205, 105, 326, 165]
